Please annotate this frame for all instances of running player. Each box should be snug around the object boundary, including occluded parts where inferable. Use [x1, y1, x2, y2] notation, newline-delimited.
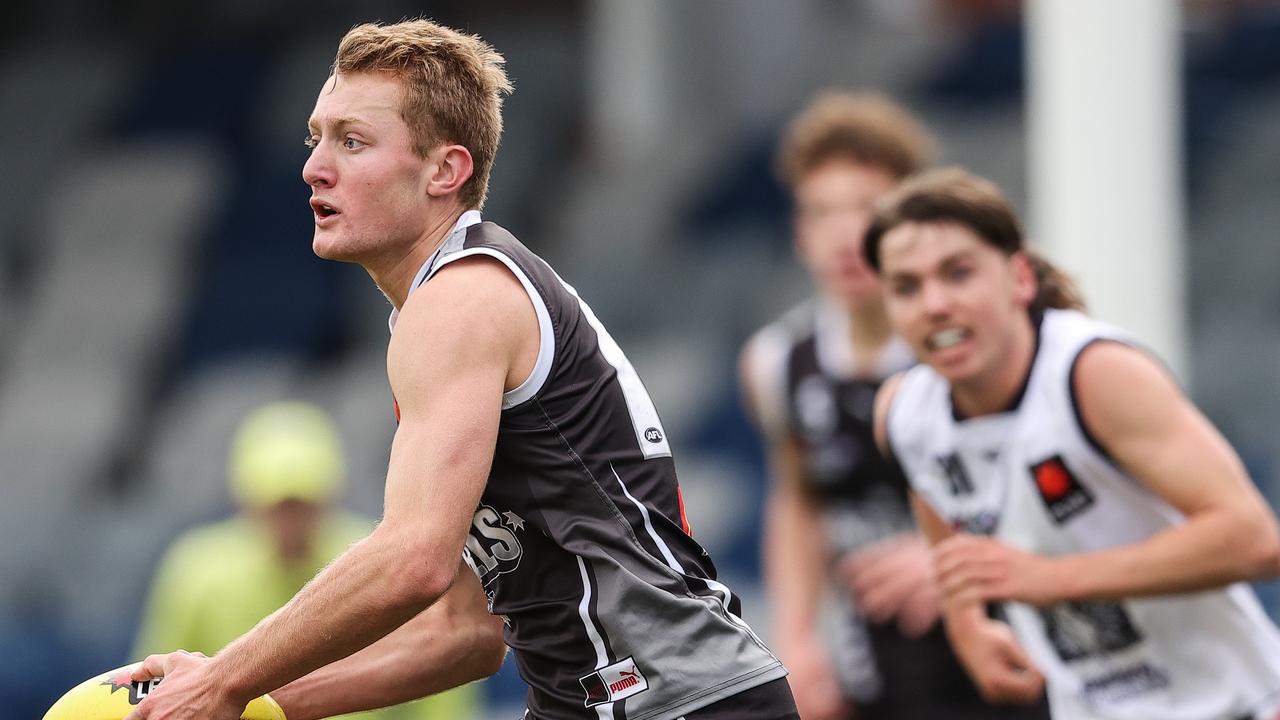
[741, 92, 1046, 719]
[125, 19, 795, 720]
[869, 166, 1280, 718]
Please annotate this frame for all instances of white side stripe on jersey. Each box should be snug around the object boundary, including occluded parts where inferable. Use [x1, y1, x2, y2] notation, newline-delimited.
[576, 556, 614, 720]
[613, 467, 766, 647]
[613, 464, 685, 573]
[704, 576, 768, 646]
[426, 248, 555, 410]
[556, 277, 672, 460]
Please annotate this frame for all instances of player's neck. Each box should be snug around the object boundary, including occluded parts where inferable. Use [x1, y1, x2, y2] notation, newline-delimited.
[844, 299, 893, 350]
[951, 313, 1037, 418]
[831, 297, 894, 376]
[369, 205, 468, 310]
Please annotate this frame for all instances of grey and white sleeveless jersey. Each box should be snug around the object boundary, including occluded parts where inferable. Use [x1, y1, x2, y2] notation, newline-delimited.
[887, 308, 1280, 720]
[393, 212, 785, 720]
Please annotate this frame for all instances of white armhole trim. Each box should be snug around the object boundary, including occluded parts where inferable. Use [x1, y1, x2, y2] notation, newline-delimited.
[427, 248, 555, 410]
[743, 325, 792, 439]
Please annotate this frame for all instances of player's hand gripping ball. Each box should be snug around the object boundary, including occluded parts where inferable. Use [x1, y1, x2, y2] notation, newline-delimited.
[42, 663, 286, 720]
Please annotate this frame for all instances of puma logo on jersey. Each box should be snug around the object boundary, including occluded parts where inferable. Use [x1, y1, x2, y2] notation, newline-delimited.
[1030, 455, 1094, 523]
[462, 505, 526, 587]
[579, 657, 649, 707]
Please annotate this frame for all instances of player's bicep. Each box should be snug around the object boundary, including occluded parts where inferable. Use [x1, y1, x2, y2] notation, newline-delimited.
[873, 372, 905, 459]
[1073, 341, 1253, 515]
[769, 435, 806, 487]
[381, 260, 527, 540]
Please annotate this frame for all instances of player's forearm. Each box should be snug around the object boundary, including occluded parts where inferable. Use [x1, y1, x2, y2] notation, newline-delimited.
[764, 488, 828, 640]
[1052, 505, 1280, 601]
[940, 598, 987, 643]
[208, 526, 457, 707]
[271, 604, 504, 720]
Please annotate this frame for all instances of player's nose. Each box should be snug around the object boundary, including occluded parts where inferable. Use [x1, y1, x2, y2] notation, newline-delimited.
[303, 144, 334, 188]
[920, 278, 952, 315]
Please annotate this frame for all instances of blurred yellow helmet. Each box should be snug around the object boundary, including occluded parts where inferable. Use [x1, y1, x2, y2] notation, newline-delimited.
[42, 663, 286, 720]
[229, 401, 345, 509]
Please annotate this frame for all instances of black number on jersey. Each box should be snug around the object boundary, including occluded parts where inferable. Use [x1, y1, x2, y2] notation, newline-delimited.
[936, 453, 975, 495]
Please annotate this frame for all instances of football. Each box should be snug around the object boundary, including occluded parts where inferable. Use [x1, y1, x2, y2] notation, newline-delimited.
[43, 663, 286, 720]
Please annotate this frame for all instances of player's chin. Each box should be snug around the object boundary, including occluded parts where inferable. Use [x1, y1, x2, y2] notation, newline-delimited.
[312, 233, 358, 262]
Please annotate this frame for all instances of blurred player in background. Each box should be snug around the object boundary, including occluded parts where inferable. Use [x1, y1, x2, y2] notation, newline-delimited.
[868, 167, 1280, 719]
[133, 401, 479, 719]
[127, 18, 796, 720]
[740, 92, 1045, 719]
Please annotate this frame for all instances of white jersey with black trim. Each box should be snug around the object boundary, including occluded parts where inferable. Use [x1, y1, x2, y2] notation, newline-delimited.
[887, 308, 1280, 720]
[392, 212, 785, 720]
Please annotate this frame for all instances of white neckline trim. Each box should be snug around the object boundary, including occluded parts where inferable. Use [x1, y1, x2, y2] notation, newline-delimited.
[387, 210, 483, 333]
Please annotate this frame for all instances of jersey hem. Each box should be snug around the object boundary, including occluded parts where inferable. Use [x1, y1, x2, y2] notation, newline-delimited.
[629, 661, 787, 720]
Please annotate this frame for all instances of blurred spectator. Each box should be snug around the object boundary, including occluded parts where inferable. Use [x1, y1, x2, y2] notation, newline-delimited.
[132, 401, 480, 719]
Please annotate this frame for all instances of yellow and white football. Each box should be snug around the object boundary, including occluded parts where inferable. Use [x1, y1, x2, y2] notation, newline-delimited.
[43, 663, 286, 720]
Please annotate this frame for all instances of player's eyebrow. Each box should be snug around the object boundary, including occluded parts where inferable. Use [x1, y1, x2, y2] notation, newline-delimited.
[306, 116, 370, 134]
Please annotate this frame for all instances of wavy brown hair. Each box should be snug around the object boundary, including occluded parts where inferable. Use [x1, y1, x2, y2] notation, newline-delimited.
[775, 91, 936, 187]
[864, 167, 1085, 314]
[333, 19, 514, 209]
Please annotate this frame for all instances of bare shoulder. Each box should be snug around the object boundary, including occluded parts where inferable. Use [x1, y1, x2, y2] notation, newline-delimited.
[738, 322, 796, 437]
[872, 371, 907, 456]
[388, 255, 537, 398]
[737, 330, 767, 412]
[1072, 340, 1182, 438]
[396, 256, 529, 329]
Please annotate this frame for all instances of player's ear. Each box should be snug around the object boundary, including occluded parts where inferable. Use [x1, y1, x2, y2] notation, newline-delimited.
[426, 144, 474, 199]
[1010, 251, 1037, 307]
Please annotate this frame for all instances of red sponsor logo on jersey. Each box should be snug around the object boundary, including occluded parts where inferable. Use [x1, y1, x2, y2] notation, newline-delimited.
[579, 657, 648, 707]
[1029, 455, 1094, 524]
[1035, 459, 1072, 500]
[609, 671, 640, 694]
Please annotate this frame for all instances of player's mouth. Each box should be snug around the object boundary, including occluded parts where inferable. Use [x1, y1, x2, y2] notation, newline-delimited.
[310, 198, 341, 226]
[924, 326, 969, 352]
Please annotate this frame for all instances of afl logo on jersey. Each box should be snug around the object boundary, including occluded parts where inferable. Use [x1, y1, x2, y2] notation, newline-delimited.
[644, 427, 663, 444]
[462, 504, 526, 588]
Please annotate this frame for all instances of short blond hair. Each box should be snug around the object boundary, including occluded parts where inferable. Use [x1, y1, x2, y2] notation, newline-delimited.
[775, 91, 935, 188]
[333, 19, 514, 209]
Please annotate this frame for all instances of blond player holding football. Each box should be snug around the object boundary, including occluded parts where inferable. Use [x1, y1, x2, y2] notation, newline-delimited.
[123, 17, 795, 720]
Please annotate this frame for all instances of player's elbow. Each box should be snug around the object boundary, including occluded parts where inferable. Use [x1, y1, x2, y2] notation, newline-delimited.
[471, 621, 508, 679]
[402, 557, 461, 606]
[429, 611, 506, 685]
[379, 537, 461, 607]
[1239, 536, 1280, 581]
[1228, 507, 1280, 581]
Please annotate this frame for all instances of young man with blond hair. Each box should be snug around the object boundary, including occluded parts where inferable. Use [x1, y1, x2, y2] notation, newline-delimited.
[126, 19, 795, 720]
